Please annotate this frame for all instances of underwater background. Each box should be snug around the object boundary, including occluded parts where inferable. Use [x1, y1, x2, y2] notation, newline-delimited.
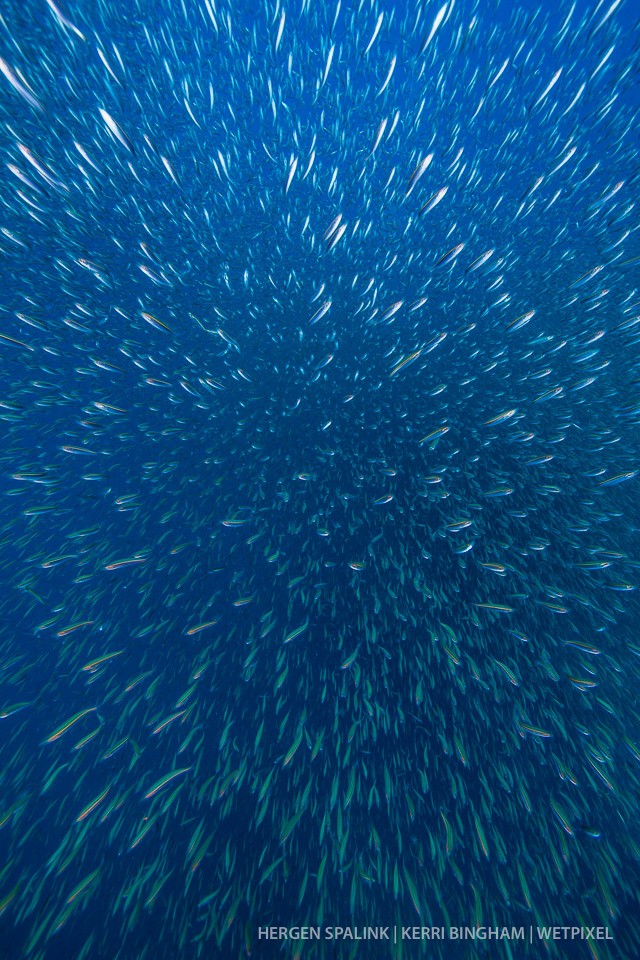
[0, 0, 639, 957]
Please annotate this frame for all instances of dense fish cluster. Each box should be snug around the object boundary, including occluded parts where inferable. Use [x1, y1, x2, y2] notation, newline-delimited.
[1, 0, 639, 956]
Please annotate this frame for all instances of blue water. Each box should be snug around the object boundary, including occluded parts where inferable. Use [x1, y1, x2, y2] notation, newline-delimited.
[1, 0, 640, 957]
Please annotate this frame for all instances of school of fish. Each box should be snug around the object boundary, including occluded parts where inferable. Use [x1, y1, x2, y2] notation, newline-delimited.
[0, 0, 639, 957]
